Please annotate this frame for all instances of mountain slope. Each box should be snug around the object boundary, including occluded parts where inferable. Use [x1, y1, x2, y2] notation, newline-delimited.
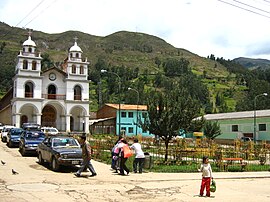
[0, 22, 245, 112]
[233, 57, 270, 70]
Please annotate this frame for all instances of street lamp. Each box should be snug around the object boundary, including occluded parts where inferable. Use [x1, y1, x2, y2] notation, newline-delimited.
[101, 69, 121, 136]
[128, 87, 139, 136]
[254, 93, 268, 142]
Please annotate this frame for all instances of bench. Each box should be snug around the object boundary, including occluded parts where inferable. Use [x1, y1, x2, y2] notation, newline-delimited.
[222, 158, 247, 171]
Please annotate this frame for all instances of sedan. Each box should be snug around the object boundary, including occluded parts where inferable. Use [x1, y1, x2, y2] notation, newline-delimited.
[7, 128, 24, 147]
[19, 130, 45, 156]
[37, 136, 82, 171]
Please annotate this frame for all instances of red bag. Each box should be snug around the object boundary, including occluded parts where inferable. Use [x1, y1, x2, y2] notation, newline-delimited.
[123, 144, 133, 158]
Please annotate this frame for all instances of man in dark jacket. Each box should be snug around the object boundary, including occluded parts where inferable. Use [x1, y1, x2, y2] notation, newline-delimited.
[74, 135, 97, 177]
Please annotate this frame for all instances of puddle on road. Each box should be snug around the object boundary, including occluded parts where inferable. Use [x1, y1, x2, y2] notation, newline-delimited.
[7, 183, 59, 191]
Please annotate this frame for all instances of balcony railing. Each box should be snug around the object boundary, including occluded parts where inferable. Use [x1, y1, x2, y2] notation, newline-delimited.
[42, 94, 66, 100]
[25, 92, 33, 98]
[74, 95, 82, 100]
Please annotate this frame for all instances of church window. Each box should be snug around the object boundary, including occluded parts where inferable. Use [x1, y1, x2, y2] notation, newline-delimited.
[23, 60, 28, 69]
[32, 61, 37, 70]
[72, 65, 76, 74]
[29, 48, 32, 53]
[76, 53, 79, 58]
[74, 85, 82, 100]
[48, 84, 56, 99]
[25, 82, 34, 98]
[80, 65, 84, 74]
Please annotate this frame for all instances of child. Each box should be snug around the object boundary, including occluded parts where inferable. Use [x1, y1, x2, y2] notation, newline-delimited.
[198, 156, 213, 197]
[116, 139, 130, 175]
[111, 136, 123, 172]
[130, 138, 145, 173]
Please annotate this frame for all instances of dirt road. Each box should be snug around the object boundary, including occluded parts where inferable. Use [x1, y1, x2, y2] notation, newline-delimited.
[1, 141, 270, 202]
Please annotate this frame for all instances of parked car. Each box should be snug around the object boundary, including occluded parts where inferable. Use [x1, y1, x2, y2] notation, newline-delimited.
[37, 136, 82, 171]
[0, 123, 4, 133]
[41, 127, 59, 135]
[1, 125, 16, 142]
[22, 123, 41, 131]
[7, 128, 24, 147]
[241, 137, 253, 142]
[19, 130, 45, 156]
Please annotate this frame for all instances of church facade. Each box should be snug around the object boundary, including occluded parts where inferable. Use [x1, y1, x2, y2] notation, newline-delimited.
[0, 33, 90, 133]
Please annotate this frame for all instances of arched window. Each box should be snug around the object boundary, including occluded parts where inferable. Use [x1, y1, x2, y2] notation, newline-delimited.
[25, 82, 34, 98]
[80, 65, 84, 74]
[70, 53, 72, 58]
[23, 60, 28, 69]
[48, 84, 56, 99]
[72, 65, 76, 74]
[32, 61, 37, 70]
[29, 48, 32, 53]
[74, 85, 82, 100]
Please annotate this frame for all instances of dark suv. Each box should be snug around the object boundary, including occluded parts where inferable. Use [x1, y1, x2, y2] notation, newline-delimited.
[19, 130, 45, 156]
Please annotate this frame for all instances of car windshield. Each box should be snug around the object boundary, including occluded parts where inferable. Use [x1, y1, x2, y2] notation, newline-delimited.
[47, 128, 57, 132]
[26, 132, 45, 139]
[11, 129, 23, 135]
[52, 138, 79, 147]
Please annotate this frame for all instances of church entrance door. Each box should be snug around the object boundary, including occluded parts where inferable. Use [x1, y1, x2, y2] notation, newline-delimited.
[42, 105, 56, 127]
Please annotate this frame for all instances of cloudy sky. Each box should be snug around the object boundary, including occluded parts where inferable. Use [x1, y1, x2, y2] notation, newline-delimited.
[1, 0, 270, 60]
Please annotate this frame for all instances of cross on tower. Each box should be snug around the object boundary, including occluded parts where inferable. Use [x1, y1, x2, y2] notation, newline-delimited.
[27, 29, 33, 37]
[74, 36, 78, 42]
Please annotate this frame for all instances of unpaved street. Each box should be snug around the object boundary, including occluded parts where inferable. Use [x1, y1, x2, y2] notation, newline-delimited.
[1, 141, 270, 202]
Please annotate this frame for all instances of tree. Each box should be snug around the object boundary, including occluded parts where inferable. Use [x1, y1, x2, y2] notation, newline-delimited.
[203, 121, 221, 140]
[41, 53, 54, 70]
[139, 87, 200, 161]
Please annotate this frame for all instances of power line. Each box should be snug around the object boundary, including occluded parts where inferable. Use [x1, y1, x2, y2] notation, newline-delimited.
[263, 0, 270, 4]
[22, 0, 58, 29]
[217, 0, 270, 19]
[15, 0, 46, 28]
[0, 0, 45, 40]
[232, 0, 270, 14]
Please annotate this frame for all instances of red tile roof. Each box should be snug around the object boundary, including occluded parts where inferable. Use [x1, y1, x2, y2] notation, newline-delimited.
[105, 103, 147, 111]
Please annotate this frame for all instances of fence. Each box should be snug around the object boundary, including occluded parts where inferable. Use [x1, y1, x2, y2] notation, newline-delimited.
[89, 135, 270, 172]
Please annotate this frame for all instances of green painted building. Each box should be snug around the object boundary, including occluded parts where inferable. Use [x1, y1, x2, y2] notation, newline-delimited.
[203, 110, 270, 141]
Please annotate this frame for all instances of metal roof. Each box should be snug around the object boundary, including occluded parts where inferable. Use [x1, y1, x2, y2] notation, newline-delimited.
[203, 109, 270, 120]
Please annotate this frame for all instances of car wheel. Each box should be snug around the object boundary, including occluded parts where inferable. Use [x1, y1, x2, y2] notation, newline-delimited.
[51, 157, 60, 171]
[21, 147, 26, 156]
[38, 153, 44, 164]
[2, 137, 6, 142]
[7, 140, 12, 148]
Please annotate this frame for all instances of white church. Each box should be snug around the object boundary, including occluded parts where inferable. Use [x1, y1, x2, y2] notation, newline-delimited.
[0, 33, 90, 133]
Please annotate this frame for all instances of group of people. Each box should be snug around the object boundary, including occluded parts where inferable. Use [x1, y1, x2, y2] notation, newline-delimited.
[74, 135, 145, 177]
[74, 135, 214, 197]
[111, 136, 145, 175]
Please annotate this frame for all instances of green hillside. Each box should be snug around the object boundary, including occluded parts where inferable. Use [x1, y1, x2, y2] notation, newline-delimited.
[0, 22, 256, 113]
[233, 57, 270, 70]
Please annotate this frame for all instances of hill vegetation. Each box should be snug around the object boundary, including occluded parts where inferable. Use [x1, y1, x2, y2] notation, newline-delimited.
[233, 57, 270, 70]
[1, 22, 270, 113]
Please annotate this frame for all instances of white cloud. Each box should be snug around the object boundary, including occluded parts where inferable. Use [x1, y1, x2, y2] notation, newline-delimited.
[1, 0, 270, 59]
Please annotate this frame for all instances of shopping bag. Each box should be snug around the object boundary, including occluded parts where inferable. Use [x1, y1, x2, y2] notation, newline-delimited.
[123, 144, 133, 158]
[210, 179, 216, 192]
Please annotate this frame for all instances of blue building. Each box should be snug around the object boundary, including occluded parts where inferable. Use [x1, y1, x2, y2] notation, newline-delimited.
[92, 103, 152, 137]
